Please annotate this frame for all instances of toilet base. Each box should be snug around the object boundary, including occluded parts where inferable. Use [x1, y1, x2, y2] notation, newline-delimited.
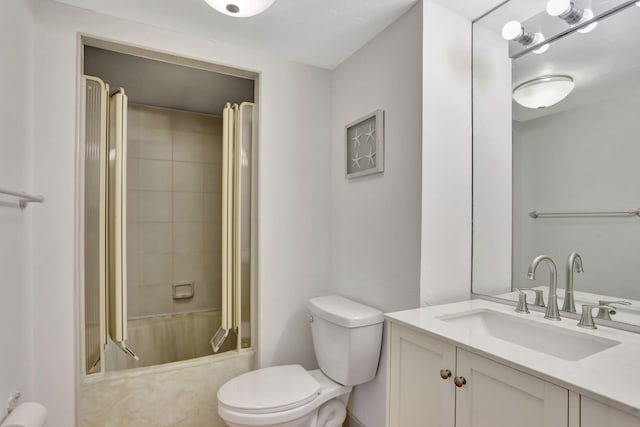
[218, 369, 351, 427]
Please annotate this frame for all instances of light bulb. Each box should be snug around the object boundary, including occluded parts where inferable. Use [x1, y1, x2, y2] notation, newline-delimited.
[577, 8, 598, 34]
[502, 21, 526, 41]
[546, 0, 572, 17]
[203, 0, 276, 17]
[532, 33, 550, 54]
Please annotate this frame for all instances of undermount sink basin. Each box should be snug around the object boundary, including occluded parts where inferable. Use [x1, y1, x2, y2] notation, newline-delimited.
[439, 309, 620, 361]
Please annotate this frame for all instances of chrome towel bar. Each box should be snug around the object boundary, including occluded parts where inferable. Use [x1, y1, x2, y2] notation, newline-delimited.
[0, 187, 44, 208]
[529, 209, 640, 219]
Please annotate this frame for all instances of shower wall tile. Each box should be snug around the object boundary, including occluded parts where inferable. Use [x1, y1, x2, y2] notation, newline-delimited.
[139, 191, 172, 222]
[173, 223, 204, 254]
[173, 133, 203, 162]
[139, 159, 172, 191]
[173, 192, 203, 222]
[203, 164, 222, 193]
[127, 190, 140, 223]
[203, 193, 221, 223]
[139, 222, 173, 254]
[173, 161, 203, 192]
[173, 253, 204, 284]
[139, 138, 173, 161]
[140, 253, 173, 285]
[127, 157, 140, 190]
[127, 104, 223, 318]
[137, 283, 173, 316]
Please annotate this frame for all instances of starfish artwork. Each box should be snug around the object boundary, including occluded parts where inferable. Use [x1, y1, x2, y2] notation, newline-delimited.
[365, 147, 376, 166]
[352, 151, 363, 169]
[351, 128, 362, 148]
[365, 124, 375, 143]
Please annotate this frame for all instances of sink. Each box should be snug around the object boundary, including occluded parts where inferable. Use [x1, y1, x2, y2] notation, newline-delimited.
[439, 309, 620, 361]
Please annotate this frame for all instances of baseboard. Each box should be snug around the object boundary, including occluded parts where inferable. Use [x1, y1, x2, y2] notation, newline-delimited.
[343, 410, 366, 427]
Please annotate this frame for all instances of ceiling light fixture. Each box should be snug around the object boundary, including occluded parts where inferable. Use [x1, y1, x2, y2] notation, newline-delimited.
[546, 0, 598, 34]
[502, 21, 549, 54]
[203, 0, 276, 17]
[513, 75, 575, 109]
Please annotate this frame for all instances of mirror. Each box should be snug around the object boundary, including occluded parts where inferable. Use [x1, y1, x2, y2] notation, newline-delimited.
[472, 0, 640, 327]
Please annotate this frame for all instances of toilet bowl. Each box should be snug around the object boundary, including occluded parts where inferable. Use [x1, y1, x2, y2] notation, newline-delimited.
[217, 365, 351, 427]
[217, 295, 384, 427]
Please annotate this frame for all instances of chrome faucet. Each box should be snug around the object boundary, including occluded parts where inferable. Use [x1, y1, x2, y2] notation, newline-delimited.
[597, 300, 631, 320]
[562, 252, 583, 313]
[527, 255, 561, 321]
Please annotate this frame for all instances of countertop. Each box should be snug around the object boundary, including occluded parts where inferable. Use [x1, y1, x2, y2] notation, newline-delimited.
[385, 299, 640, 417]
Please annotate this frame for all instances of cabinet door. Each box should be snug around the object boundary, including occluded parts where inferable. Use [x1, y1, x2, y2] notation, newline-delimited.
[455, 349, 568, 427]
[581, 396, 640, 427]
[388, 324, 456, 427]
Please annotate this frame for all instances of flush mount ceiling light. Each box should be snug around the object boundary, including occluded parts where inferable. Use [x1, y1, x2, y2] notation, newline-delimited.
[513, 75, 575, 109]
[502, 20, 549, 54]
[546, 0, 598, 34]
[203, 0, 276, 17]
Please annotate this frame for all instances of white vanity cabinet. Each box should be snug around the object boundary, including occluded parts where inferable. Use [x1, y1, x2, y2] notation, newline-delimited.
[581, 397, 640, 427]
[388, 323, 569, 427]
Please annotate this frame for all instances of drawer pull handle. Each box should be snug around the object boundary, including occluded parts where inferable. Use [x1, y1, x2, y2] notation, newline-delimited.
[439, 369, 452, 380]
[454, 376, 467, 388]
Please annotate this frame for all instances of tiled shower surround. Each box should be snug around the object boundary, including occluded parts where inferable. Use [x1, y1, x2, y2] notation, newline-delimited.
[126, 104, 223, 318]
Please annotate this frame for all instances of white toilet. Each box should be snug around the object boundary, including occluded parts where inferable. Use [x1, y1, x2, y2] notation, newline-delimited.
[217, 295, 384, 427]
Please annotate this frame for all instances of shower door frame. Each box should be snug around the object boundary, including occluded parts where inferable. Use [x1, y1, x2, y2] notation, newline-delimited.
[73, 34, 260, 384]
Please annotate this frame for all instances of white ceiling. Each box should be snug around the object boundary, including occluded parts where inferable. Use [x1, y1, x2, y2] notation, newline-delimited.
[53, 0, 422, 69]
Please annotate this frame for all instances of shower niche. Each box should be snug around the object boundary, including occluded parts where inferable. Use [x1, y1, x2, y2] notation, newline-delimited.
[81, 43, 256, 374]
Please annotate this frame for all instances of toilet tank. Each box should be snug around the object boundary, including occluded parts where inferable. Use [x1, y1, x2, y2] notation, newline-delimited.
[307, 295, 383, 386]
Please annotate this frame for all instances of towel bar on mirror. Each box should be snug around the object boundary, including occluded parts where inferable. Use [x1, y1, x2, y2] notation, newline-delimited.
[0, 187, 44, 208]
[529, 209, 640, 219]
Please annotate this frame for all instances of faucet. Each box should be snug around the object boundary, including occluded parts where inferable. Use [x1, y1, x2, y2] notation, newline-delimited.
[597, 300, 631, 320]
[527, 255, 561, 320]
[562, 252, 583, 313]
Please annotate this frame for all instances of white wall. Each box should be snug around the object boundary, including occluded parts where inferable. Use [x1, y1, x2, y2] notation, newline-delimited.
[471, 24, 513, 296]
[420, 1, 472, 306]
[513, 88, 640, 297]
[30, 1, 331, 425]
[330, 3, 423, 426]
[0, 0, 34, 421]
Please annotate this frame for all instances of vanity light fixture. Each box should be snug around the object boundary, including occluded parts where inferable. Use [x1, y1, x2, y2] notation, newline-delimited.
[203, 0, 276, 17]
[501, 21, 549, 54]
[513, 75, 575, 109]
[546, 0, 598, 34]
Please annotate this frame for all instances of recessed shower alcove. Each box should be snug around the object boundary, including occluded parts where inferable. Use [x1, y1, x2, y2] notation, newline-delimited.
[79, 40, 257, 380]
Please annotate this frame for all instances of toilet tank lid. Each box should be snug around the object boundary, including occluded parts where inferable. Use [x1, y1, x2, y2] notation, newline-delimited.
[307, 295, 383, 328]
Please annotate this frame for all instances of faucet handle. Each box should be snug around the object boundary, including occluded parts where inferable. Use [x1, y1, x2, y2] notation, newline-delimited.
[516, 288, 545, 308]
[515, 288, 530, 314]
[578, 304, 616, 329]
[597, 300, 631, 320]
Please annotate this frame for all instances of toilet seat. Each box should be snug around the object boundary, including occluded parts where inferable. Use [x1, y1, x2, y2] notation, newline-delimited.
[217, 367, 352, 426]
[218, 365, 320, 414]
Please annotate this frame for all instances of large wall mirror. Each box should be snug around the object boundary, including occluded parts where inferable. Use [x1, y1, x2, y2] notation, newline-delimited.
[473, 0, 640, 327]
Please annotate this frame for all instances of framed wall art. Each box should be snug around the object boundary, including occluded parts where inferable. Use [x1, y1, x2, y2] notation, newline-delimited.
[345, 109, 384, 179]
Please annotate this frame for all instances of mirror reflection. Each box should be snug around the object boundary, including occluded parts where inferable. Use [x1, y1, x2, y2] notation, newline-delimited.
[472, 0, 640, 326]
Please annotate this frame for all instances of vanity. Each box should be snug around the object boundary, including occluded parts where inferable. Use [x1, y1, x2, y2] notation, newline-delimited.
[385, 300, 640, 427]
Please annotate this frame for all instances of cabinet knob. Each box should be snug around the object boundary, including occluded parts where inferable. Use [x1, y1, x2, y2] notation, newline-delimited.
[454, 376, 467, 388]
[439, 369, 452, 380]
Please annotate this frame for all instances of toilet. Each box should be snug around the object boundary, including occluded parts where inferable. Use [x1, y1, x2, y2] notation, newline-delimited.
[217, 295, 384, 427]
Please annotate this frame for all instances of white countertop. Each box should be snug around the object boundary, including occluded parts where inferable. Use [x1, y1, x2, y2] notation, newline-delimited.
[385, 299, 640, 417]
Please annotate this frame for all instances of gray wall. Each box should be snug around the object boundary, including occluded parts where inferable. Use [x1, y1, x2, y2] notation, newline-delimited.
[0, 0, 34, 420]
[330, 3, 423, 425]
